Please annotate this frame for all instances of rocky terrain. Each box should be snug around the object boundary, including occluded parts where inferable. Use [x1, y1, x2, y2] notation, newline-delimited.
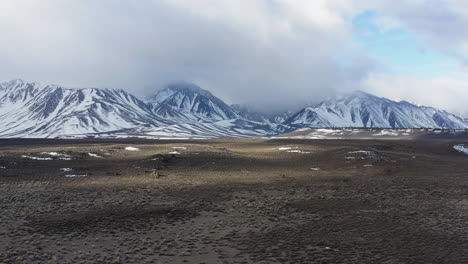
[1, 138, 468, 263]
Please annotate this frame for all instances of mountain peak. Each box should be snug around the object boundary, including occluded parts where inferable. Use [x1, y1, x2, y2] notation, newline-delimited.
[147, 81, 237, 122]
[2, 79, 468, 138]
[149, 82, 211, 103]
[166, 82, 208, 94]
[285, 90, 468, 129]
[1, 78, 25, 89]
[8, 78, 25, 85]
[350, 90, 375, 97]
[341, 90, 383, 101]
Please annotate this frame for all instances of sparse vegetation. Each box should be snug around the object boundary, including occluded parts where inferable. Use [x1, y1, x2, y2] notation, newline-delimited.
[0, 138, 467, 263]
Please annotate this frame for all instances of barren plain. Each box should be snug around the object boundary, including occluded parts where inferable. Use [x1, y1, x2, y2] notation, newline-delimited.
[1, 138, 468, 263]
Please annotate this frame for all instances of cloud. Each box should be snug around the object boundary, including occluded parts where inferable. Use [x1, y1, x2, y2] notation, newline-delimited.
[363, 73, 468, 116]
[0, 0, 467, 114]
[0, 0, 375, 111]
[353, 0, 468, 62]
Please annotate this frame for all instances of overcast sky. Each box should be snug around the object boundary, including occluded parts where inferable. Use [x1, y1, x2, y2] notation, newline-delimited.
[1, 0, 468, 115]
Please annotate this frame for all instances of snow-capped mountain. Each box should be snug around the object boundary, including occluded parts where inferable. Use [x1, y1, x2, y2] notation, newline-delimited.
[230, 104, 292, 133]
[148, 82, 237, 123]
[0, 79, 279, 138]
[284, 91, 468, 129]
[231, 104, 293, 123]
[1, 80, 468, 138]
[0, 79, 169, 138]
[143, 83, 280, 137]
[99, 119, 278, 139]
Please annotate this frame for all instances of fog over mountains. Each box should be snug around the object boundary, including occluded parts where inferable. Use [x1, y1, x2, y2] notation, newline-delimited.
[0, 79, 467, 138]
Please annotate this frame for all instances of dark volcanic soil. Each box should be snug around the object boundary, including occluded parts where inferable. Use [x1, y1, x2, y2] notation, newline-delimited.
[0, 138, 468, 263]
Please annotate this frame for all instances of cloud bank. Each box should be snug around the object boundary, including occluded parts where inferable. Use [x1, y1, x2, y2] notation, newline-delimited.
[0, 0, 374, 110]
[0, 0, 468, 115]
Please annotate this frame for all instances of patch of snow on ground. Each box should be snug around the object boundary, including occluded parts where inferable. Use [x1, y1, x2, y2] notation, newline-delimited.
[21, 155, 53, 161]
[125, 147, 140, 151]
[374, 130, 399, 136]
[363, 164, 373, 167]
[315, 129, 338, 134]
[40, 152, 72, 160]
[0, 166, 6, 169]
[454, 144, 468, 155]
[286, 150, 311, 154]
[172, 147, 187, 150]
[168, 151, 181, 155]
[60, 168, 73, 172]
[278, 147, 310, 153]
[65, 174, 87, 178]
[310, 167, 321, 171]
[304, 136, 325, 139]
[348, 150, 374, 155]
[159, 137, 191, 140]
[42, 152, 61, 156]
[278, 147, 294, 150]
[88, 153, 102, 158]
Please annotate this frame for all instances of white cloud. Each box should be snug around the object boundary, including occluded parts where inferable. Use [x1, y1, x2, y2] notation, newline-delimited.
[0, 0, 467, 114]
[353, 0, 468, 61]
[0, 0, 375, 111]
[363, 73, 468, 116]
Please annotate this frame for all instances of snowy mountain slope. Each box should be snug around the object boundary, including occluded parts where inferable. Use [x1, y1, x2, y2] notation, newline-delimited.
[230, 104, 292, 123]
[0, 79, 279, 138]
[148, 82, 237, 122]
[230, 104, 292, 133]
[284, 91, 468, 129]
[93, 119, 278, 139]
[279, 127, 468, 140]
[0, 79, 169, 138]
[1, 79, 468, 138]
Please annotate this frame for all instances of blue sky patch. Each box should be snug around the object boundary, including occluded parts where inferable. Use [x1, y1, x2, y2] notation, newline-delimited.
[352, 10, 458, 78]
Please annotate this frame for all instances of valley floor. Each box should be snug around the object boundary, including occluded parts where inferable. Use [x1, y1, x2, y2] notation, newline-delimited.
[0, 138, 468, 263]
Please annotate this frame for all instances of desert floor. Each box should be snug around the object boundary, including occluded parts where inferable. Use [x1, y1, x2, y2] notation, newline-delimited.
[0, 138, 468, 263]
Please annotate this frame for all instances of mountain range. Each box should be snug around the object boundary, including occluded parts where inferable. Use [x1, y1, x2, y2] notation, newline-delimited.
[0, 79, 467, 138]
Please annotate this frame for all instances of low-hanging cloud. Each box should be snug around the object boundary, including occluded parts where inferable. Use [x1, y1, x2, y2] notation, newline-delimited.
[352, 0, 468, 60]
[348, 0, 468, 116]
[1, 0, 468, 115]
[362, 73, 468, 117]
[0, 0, 375, 111]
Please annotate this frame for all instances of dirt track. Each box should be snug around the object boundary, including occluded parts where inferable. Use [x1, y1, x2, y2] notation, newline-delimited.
[1, 138, 468, 263]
